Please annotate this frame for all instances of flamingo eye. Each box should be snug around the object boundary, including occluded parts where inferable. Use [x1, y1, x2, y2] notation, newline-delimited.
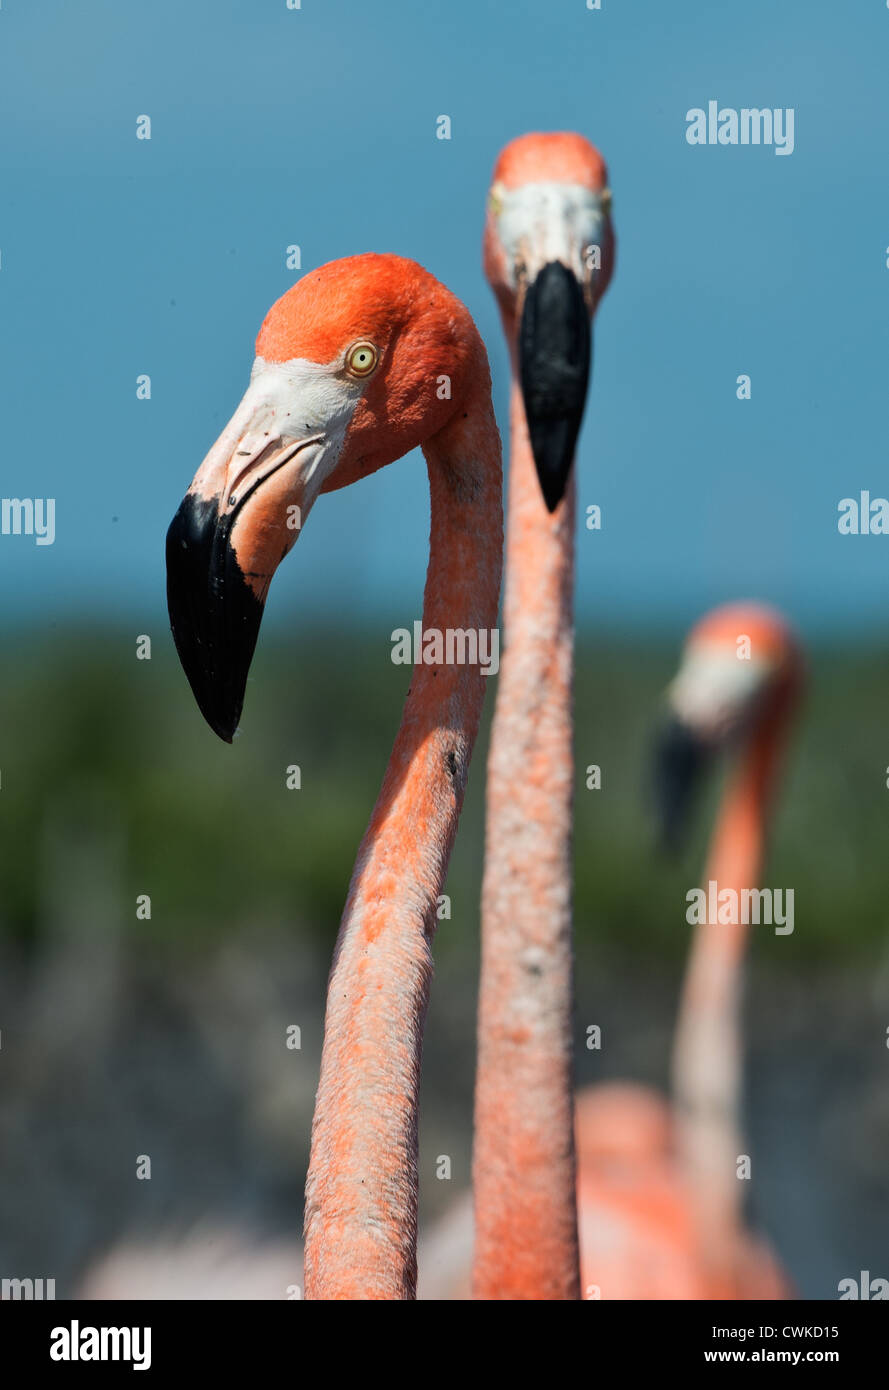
[488, 184, 504, 216]
[345, 341, 378, 377]
[600, 187, 613, 214]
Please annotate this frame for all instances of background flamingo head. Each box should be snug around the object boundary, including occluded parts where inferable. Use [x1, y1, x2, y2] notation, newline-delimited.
[575, 1083, 673, 1170]
[166, 253, 488, 743]
[483, 132, 615, 512]
[654, 602, 804, 850]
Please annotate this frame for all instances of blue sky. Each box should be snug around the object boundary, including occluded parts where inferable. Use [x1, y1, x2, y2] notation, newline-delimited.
[1, 0, 888, 639]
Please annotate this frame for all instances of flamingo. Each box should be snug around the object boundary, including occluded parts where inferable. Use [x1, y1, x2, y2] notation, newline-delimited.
[472, 132, 615, 1298]
[577, 601, 801, 1299]
[165, 253, 503, 1300]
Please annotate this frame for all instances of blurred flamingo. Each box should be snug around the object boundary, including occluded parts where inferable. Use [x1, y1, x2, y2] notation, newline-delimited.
[472, 132, 615, 1298]
[576, 601, 801, 1299]
[78, 1227, 304, 1301]
[166, 253, 503, 1300]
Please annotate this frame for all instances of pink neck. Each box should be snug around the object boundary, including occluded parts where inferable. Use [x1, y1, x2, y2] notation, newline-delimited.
[472, 375, 581, 1299]
[672, 711, 786, 1269]
[303, 388, 502, 1300]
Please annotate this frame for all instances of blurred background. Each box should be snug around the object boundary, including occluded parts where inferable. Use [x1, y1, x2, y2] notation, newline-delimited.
[1, 0, 887, 1298]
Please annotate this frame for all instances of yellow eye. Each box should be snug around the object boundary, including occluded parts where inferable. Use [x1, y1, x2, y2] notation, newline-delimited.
[601, 187, 613, 214]
[345, 341, 378, 377]
[488, 182, 505, 216]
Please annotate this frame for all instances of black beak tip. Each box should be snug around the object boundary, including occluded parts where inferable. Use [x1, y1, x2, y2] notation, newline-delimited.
[205, 710, 237, 745]
[165, 493, 263, 744]
[652, 715, 709, 855]
[540, 473, 565, 514]
[656, 818, 683, 860]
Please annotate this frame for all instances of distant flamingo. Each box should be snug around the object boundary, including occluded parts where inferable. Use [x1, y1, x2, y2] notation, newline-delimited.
[472, 132, 615, 1298]
[577, 601, 801, 1299]
[166, 253, 503, 1300]
[661, 601, 800, 1295]
[79, 1227, 304, 1301]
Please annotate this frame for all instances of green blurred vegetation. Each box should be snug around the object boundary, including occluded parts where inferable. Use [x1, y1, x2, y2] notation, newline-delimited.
[0, 624, 886, 961]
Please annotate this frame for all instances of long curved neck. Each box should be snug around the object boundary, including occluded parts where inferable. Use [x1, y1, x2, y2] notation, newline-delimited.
[671, 708, 787, 1274]
[472, 373, 580, 1299]
[303, 386, 502, 1300]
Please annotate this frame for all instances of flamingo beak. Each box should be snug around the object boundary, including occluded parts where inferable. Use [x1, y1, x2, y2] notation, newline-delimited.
[652, 714, 711, 853]
[166, 418, 333, 742]
[518, 261, 591, 512]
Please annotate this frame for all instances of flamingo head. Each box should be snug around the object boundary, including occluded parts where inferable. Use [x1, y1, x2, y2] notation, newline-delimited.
[575, 1084, 673, 1168]
[484, 132, 615, 511]
[654, 603, 803, 850]
[166, 253, 484, 741]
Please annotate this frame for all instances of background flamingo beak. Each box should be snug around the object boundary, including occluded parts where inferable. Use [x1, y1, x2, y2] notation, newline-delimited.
[518, 261, 591, 512]
[652, 714, 711, 854]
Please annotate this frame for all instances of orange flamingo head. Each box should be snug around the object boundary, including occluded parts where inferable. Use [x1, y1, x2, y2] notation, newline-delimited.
[654, 602, 803, 849]
[483, 132, 615, 511]
[575, 1083, 673, 1169]
[166, 253, 487, 742]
